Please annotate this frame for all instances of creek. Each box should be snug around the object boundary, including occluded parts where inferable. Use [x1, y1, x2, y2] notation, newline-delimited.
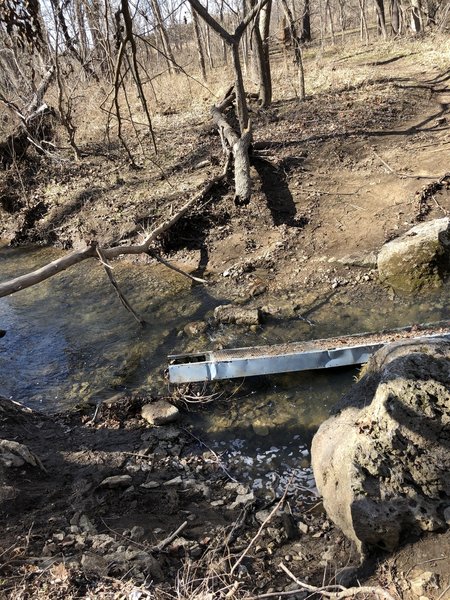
[1, 243, 449, 499]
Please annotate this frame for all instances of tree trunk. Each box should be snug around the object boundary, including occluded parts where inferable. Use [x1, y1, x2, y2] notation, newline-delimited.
[250, 0, 272, 106]
[75, 0, 89, 63]
[280, 0, 305, 100]
[301, 0, 312, 42]
[231, 43, 249, 132]
[391, 0, 400, 33]
[375, 0, 388, 37]
[192, 9, 207, 80]
[325, 0, 336, 43]
[259, 0, 272, 103]
[86, 0, 108, 74]
[149, 0, 178, 74]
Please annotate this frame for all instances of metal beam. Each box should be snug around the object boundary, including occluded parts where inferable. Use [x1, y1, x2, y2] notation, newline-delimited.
[168, 322, 450, 384]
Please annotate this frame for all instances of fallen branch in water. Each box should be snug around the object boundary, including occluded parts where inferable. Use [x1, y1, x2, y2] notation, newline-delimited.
[96, 246, 146, 327]
[0, 166, 228, 300]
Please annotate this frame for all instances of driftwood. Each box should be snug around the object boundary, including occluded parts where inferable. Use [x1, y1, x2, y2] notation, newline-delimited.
[0, 166, 228, 300]
[212, 92, 252, 205]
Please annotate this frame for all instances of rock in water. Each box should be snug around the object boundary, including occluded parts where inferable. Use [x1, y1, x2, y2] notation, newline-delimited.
[141, 401, 179, 426]
[377, 217, 450, 293]
[214, 304, 261, 326]
[311, 338, 450, 555]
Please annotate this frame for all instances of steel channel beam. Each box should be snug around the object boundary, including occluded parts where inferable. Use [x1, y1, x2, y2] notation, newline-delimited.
[168, 330, 450, 384]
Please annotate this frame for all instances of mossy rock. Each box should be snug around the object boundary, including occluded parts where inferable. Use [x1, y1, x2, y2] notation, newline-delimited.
[377, 218, 450, 293]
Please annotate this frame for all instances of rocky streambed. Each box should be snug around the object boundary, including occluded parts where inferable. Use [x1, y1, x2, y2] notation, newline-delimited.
[1, 335, 450, 600]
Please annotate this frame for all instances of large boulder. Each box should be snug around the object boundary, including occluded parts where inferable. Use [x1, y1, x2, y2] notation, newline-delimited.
[377, 218, 450, 293]
[311, 338, 450, 556]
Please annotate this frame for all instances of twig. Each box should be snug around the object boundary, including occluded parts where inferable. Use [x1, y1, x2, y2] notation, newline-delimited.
[96, 246, 147, 327]
[280, 562, 396, 600]
[152, 520, 188, 552]
[371, 149, 440, 180]
[229, 477, 293, 577]
[437, 583, 450, 600]
[148, 251, 208, 284]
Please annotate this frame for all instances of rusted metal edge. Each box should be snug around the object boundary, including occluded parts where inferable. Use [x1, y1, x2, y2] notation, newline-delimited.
[168, 321, 450, 383]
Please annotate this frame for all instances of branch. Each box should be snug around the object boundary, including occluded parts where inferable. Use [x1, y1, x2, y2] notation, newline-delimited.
[235, 0, 271, 39]
[279, 563, 396, 600]
[96, 246, 146, 327]
[148, 251, 208, 284]
[188, 0, 235, 44]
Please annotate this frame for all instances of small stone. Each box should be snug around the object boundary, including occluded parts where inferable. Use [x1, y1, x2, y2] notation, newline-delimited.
[210, 499, 225, 507]
[229, 491, 254, 510]
[163, 476, 182, 486]
[130, 526, 145, 542]
[141, 481, 160, 489]
[298, 521, 309, 535]
[141, 401, 179, 426]
[184, 321, 208, 337]
[81, 553, 109, 577]
[443, 506, 450, 525]
[214, 304, 261, 326]
[79, 514, 97, 533]
[410, 571, 439, 596]
[100, 475, 132, 488]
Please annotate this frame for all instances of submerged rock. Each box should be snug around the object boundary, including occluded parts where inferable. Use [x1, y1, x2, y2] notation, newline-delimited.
[311, 338, 450, 555]
[214, 304, 261, 326]
[377, 217, 450, 292]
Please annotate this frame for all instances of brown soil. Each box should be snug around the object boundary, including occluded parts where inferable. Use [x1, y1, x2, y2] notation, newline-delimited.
[1, 36, 450, 599]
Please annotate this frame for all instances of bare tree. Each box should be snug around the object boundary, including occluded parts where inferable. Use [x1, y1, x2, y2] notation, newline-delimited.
[188, 0, 271, 205]
[280, 0, 306, 100]
[149, 0, 178, 74]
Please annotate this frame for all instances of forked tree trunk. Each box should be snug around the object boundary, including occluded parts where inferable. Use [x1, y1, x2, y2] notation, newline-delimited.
[358, 0, 370, 43]
[410, 0, 423, 32]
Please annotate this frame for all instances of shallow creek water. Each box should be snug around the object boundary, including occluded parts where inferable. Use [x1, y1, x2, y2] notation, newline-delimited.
[1, 244, 449, 499]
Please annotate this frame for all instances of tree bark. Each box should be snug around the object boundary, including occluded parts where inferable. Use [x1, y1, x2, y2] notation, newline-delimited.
[390, 0, 400, 33]
[301, 0, 312, 42]
[375, 0, 388, 37]
[192, 8, 207, 80]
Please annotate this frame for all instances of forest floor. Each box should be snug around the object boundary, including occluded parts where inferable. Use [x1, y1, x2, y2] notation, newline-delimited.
[1, 35, 450, 599]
